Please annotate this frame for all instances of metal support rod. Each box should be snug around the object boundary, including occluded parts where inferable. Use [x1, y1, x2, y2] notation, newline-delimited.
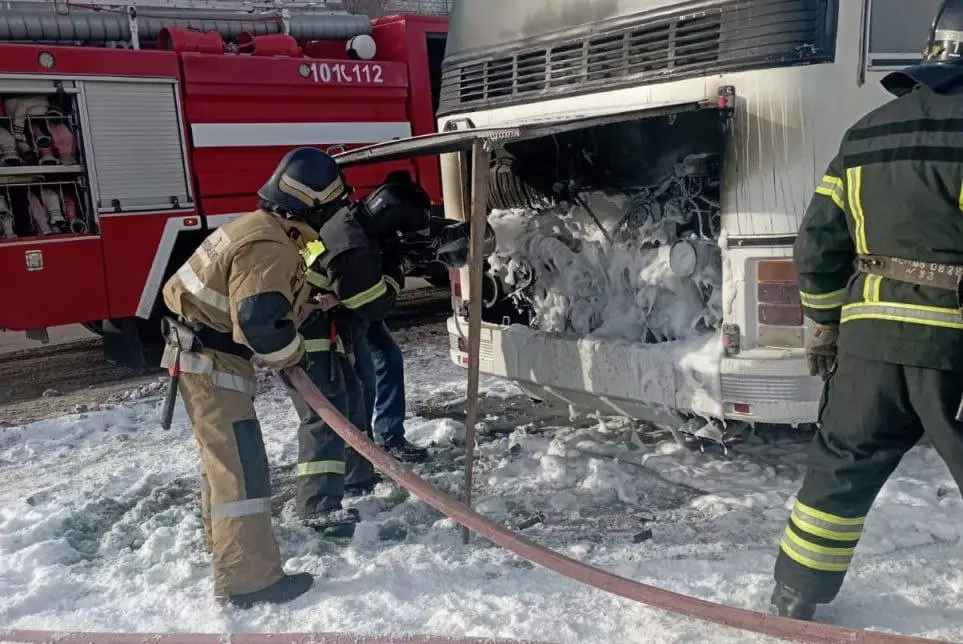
[462, 140, 491, 545]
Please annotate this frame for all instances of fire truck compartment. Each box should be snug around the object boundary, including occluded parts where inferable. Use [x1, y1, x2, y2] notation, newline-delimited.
[0, 47, 195, 333]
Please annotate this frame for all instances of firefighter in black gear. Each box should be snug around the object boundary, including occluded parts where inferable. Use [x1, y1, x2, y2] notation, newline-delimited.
[772, 0, 963, 620]
[257, 149, 375, 538]
[287, 175, 432, 537]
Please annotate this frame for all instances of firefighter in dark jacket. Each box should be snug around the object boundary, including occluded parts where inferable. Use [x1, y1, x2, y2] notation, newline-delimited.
[772, 0, 963, 620]
[285, 175, 433, 537]
[161, 147, 347, 608]
[350, 171, 432, 464]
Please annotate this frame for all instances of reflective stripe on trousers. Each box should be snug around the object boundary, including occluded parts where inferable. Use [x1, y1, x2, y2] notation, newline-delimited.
[296, 460, 346, 476]
[211, 497, 272, 521]
[778, 500, 864, 573]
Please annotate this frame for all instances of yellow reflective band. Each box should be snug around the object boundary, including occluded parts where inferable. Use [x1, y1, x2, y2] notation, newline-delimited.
[783, 526, 857, 557]
[301, 240, 327, 267]
[789, 515, 862, 543]
[342, 278, 388, 309]
[306, 269, 330, 289]
[296, 460, 346, 477]
[841, 301, 963, 330]
[799, 288, 846, 310]
[780, 536, 852, 572]
[385, 275, 401, 293]
[958, 178, 963, 212]
[861, 274, 882, 303]
[795, 500, 865, 526]
[847, 166, 868, 254]
[304, 338, 345, 353]
[815, 175, 845, 211]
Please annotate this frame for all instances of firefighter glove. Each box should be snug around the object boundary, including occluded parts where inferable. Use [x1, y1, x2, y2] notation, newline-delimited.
[806, 322, 838, 380]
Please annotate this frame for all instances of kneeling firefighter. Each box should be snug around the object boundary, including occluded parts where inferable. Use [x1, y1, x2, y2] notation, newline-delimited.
[160, 147, 347, 607]
[772, 0, 963, 621]
[292, 171, 485, 536]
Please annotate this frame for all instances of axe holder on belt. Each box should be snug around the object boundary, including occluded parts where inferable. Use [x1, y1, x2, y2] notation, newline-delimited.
[158, 317, 202, 430]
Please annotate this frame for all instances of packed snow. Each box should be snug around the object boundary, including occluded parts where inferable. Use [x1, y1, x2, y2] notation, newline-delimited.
[0, 331, 962, 643]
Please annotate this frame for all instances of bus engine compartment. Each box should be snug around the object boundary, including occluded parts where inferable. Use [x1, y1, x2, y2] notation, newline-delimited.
[480, 107, 726, 347]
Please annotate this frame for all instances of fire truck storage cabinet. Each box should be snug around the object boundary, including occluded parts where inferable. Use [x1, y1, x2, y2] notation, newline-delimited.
[0, 81, 90, 240]
[0, 74, 193, 331]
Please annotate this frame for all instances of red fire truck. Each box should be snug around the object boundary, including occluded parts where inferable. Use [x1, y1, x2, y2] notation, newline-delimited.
[0, 1, 448, 365]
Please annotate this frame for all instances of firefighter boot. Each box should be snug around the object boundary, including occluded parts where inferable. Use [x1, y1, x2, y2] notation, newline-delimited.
[226, 572, 314, 609]
[302, 506, 360, 538]
[345, 472, 382, 498]
[383, 436, 428, 463]
[770, 582, 818, 621]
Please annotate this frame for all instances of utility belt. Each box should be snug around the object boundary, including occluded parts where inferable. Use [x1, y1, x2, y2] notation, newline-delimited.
[857, 254, 963, 296]
[859, 255, 963, 293]
[160, 317, 253, 360]
[158, 317, 256, 431]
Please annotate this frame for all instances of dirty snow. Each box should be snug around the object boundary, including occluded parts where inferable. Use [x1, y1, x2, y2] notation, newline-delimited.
[0, 331, 961, 643]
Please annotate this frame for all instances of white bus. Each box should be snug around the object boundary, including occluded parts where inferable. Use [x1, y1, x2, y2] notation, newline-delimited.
[339, 0, 936, 433]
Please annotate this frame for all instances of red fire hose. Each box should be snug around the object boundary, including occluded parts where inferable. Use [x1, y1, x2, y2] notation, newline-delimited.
[279, 367, 956, 644]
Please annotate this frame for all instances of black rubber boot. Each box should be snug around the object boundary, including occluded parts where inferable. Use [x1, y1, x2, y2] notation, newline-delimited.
[771, 582, 818, 621]
[226, 573, 314, 609]
[383, 436, 428, 463]
[345, 473, 382, 498]
[302, 507, 360, 538]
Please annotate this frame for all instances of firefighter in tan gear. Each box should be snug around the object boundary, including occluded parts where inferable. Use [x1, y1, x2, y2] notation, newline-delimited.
[161, 147, 348, 608]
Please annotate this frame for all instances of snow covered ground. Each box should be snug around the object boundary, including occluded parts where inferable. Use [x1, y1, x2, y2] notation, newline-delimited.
[1, 328, 961, 643]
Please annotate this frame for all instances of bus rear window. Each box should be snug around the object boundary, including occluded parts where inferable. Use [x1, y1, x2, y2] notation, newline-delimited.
[867, 0, 940, 70]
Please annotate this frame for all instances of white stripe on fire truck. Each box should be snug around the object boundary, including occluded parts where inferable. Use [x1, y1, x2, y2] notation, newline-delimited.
[190, 122, 412, 148]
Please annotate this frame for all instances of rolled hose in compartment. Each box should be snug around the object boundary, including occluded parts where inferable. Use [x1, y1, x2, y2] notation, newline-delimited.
[284, 366, 951, 644]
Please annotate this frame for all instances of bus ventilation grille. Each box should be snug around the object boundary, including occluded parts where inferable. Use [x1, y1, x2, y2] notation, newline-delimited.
[438, 0, 836, 115]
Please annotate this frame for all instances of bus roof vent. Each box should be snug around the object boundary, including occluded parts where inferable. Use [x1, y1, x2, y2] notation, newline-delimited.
[439, 0, 837, 116]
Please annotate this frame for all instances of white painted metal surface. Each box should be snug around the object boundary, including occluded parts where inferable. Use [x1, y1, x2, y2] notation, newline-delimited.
[440, 1, 915, 425]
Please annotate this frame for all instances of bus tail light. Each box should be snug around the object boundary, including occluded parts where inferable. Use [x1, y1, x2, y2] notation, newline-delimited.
[756, 260, 805, 347]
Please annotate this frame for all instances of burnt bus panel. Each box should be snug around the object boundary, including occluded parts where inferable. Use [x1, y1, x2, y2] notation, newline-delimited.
[439, 0, 838, 115]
